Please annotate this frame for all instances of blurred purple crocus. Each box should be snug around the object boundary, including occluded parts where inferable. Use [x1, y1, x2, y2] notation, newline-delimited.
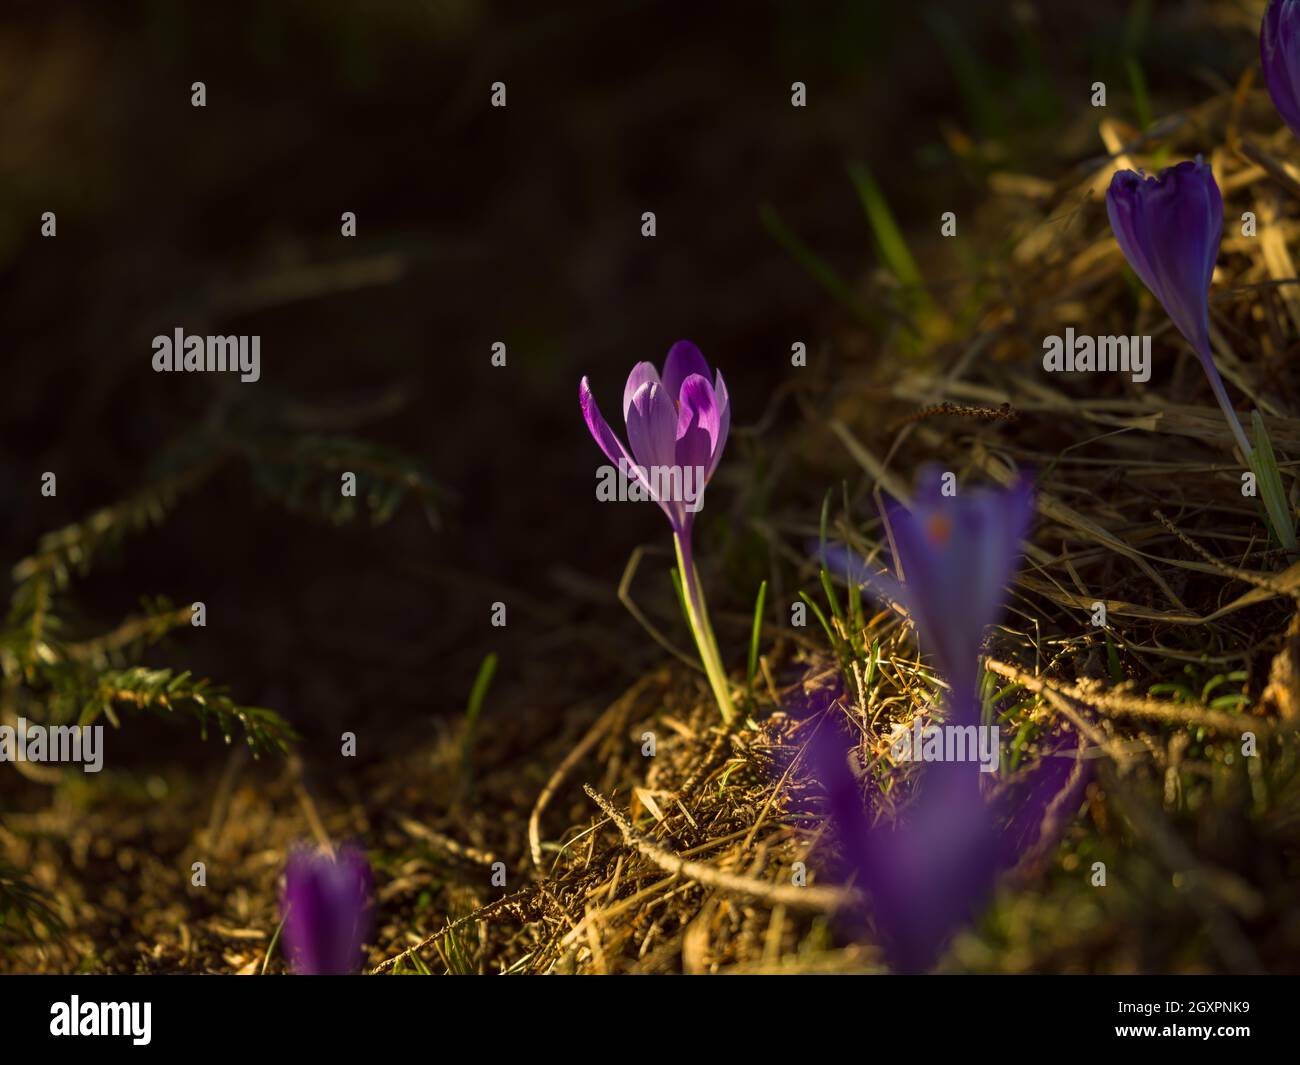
[808, 476, 1088, 971]
[1262, 0, 1300, 141]
[580, 341, 736, 722]
[822, 471, 1035, 721]
[282, 844, 373, 975]
[1104, 160, 1249, 458]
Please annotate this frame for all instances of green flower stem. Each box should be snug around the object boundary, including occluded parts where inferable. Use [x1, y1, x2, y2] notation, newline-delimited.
[673, 527, 737, 725]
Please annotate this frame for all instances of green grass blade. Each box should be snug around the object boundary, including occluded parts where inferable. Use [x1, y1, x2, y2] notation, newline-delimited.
[798, 590, 838, 648]
[847, 161, 925, 294]
[460, 651, 499, 781]
[819, 566, 845, 627]
[1251, 411, 1297, 553]
[760, 203, 884, 328]
[1125, 55, 1151, 131]
[746, 579, 768, 694]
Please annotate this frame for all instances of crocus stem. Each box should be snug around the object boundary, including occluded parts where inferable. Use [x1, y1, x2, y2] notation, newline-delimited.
[673, 527, 738, 725]
[1198, 348, 1254, 461]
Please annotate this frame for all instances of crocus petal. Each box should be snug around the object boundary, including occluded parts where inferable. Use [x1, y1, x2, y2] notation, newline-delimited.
[962, 478, 1036, 673]
[622, 361, 662, 421]
[674, 373, 719, 477]
[707, 369, 731, 482]
[1262, 0, 1300, 140]
[661, 340, 712, 405]
[582, 376, 672, 519]
[1106, 171, 1168, 313]
[580, 376, 635, 470]
[627, 381, 680, 474]
[1142, 162, 1221, 359]
[887, 496, 977, 706]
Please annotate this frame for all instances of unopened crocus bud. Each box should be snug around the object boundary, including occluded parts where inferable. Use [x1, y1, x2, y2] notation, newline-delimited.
[1106, 161, 1221, 368]
[1106, 160, 1250, 457]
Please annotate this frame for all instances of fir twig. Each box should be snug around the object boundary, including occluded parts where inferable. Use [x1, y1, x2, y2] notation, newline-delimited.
[77, 667, 297, 756]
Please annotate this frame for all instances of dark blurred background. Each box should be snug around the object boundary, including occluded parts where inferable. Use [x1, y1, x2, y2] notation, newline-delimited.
[0, 0, 1266, 764]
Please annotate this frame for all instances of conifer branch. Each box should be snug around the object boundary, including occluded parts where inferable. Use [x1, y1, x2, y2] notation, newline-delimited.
[64, 597, 196, 667]
[75, 667, 297, 756]
[240, 433, 444, 528]
[11, 459, 223, 589]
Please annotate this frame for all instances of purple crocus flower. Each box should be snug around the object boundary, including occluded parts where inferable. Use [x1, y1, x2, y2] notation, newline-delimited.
[579, 339, 730, 533]
[1106, 160, 1297, 551]
[580, 340, 737, 722]
[822, 471, 1035, 722]
[1105, 160, 1251, 458]
[281, 844, 373, 975]
[805, 475, 1069, 971]
[1262, 0, 1300, 141]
